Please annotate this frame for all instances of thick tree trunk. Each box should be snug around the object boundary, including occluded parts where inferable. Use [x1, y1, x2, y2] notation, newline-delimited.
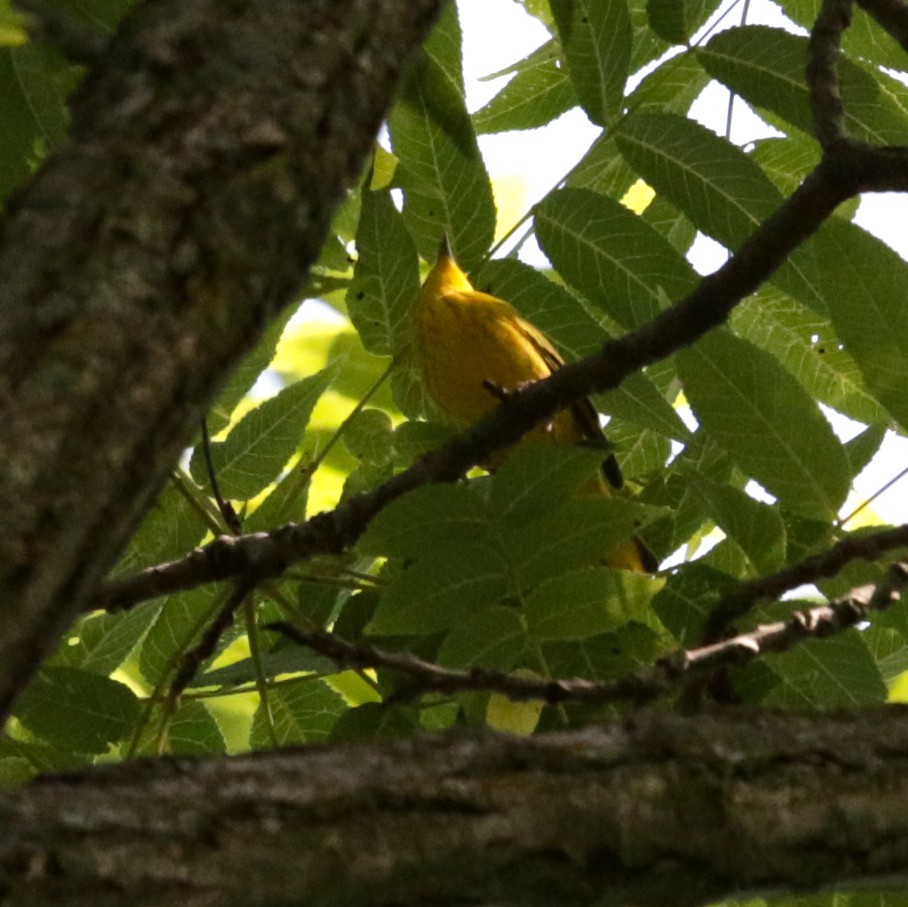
[2, 710, 907, 906]
[0, 0, 444, 719]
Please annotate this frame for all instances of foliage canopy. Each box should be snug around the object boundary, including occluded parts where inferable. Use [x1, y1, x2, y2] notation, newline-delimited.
[2, 4, 908, 876]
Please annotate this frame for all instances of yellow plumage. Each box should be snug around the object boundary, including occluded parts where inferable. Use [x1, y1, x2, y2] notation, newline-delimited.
[413, 241, 656, 573]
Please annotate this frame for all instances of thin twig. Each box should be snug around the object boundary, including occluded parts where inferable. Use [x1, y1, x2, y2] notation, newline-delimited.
[245, 595, 278, 747]
[167, 581, 256, 705]
[839, 461, 908, 528]
[200, 419, 243, 534]
[704, 522, 908, 640]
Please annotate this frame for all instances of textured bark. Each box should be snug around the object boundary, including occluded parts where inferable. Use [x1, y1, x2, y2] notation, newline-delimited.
[2, 710, 908, 906]
[0, 0, 444, 719]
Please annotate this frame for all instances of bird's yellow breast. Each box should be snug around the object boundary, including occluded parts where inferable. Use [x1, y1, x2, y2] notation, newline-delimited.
[415, 289, 551, 426]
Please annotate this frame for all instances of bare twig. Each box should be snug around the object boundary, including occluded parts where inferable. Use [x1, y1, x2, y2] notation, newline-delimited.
[266, 621, 668, 705]
[704, 522, 908, 640]
[200, 419, 243, 535]
[168, 581, 255, 704]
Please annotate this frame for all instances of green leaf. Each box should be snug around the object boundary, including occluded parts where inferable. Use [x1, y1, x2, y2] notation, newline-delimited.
[779, 0, 908, 73]
[348, 188, 419, 356]
[368, 544, 509, 635]
[207, 305, 297, 433]
[54, 0, 132, 31]
[729, 287, 889, 427]
[542, 621, 669, 681]
[525, 566, 662, 640]
[536, 186, 697, 329]
[112, 480, 208, 577]
[53, 603, 159, 675]
[425, 1, 465, 93]
[168, 701, 227, 755]
[640, 433, 733, 556]
[566, 134, 636, 196]
[845, 424, 888, 478]
[761, 629, 887, 707]
[551, 0, 631, 125]
[646, 0, 721, 45]
[628, 0, 671, 71]
[331, 703, 418, 741]
[474, 40, 577, 134]
[599, 372, 691, 442]
[359, 483, 493, 559]
[626, 52, 711, 116]
[750, 135, 821, 196]
[678, 330, 850, 520]
[437, 607, 527, 669]
[190, 364, 336, 500]
[489, 444, 606, 525]
[137, 588, 218, 686]
[476, 258, 606, 357]
[244, 459, 312, 531]
[641, 194, 697, 254]
[615, 112, 782, 252]
[250, 677, 346, 747]
[607, 422, 672, 481]
[0, 756, 33, 787]
[14, 667, 139, 754]
[651, 563, 734, 645]
[812, 220, 908, 434]
[0, 45, 76, 200]
[0, 1, 26, 47]
[342, 408, 394, 465]
[688, 473, 786, 574]
[698, 26, 908, 145]
[389, 33, 495, 270]
[503, 496, 662, 585]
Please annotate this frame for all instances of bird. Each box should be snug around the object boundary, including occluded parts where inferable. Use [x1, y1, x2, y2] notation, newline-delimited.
[412, 237, 656, 573]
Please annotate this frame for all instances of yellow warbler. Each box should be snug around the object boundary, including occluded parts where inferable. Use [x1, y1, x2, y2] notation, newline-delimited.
[413, 239, 656, 573]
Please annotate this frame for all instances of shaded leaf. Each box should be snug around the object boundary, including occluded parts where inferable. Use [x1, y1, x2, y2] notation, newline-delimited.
[190, 365, 336, 500]
[474, 40, 577, 133]
[551, 0, 632, 125]
[250, 677, 346, 747]
[536, 186, 697, 329]
[14, 667, 139, 754]
[525, 567, 662, 640]
[348, 188, 419, 356]
[678, 330, 850, 520]
[368, 544, 508, 635]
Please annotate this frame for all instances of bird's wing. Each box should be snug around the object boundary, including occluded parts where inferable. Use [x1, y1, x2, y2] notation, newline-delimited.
[513, 315, 625, 490]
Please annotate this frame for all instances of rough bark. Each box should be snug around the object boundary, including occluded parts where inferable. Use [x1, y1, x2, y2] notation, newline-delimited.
[0, 0, 444, 719]
[2, 710, 908, 906]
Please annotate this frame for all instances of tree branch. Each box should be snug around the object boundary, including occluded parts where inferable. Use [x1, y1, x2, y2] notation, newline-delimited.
[808, 0, 852, 148]
[3, 710, 908, 906]
[0, 0, 445, 720]
[705, 522, 908, 639]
